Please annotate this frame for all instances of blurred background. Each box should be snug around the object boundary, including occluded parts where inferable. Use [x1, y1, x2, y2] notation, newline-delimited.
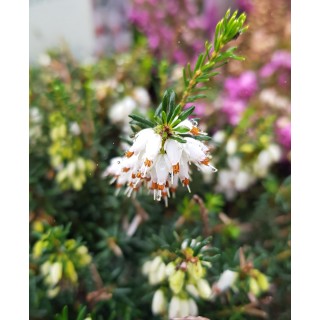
[30, 0, 291, 319]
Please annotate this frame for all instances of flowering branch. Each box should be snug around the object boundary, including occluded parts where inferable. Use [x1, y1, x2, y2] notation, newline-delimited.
[103, 9, 247, 206]
[179, 9, 248, 107]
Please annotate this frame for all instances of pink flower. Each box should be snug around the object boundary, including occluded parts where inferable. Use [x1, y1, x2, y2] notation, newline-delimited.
[276, 117, 291, 150]
[221, 98, 247, 125]
[224, 71, 258, 100]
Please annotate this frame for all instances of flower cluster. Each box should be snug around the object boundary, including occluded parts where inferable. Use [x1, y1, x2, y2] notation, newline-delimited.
[212, 131, 282, 199]
[32, 225, 92, 298]
[221, 71, 258, 125]
[48, 112, 95, 190]
[108, 87, 151, 135]
[129, 0, 219, 65]
[142, 239, 214, 318]
[104, 119, 217, 206]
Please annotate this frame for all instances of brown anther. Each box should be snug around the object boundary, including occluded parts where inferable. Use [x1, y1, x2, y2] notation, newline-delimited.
[122, 167, 130, 172]
[200, 158, 210, 165]
[158, 184, 165, 190]
[116, 183, 122, 188]
[131, 173, 136, 179]
[144, 159, 152, 167]
[151, 182, 158, 190]
[137, 172, 142, 178]
[125, 151, 134, 158]
[172, 163, 180, 174]
[182, 178, 190, 186]
[146, 177, 151, 182]
[162, 191, 168, 197]
[190, 126, 200, 135]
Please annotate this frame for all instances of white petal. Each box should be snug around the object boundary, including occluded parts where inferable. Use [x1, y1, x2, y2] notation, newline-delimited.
[155, 155, 170, 185]
[145, 133, 162, 160]
[164, 139, 182, 165]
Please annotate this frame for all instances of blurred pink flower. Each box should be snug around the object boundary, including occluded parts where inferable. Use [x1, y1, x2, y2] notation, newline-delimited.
[224, 71, 258, 100]
[221, 98, 247, 125]
[276, 117, 291, 150]
[260, 50, 291, 78]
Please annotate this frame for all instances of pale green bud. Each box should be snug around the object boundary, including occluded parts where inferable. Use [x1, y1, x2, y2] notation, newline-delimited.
[65, 260, 78, 284]
[47, 286, 60, 298]
[67, 161, 76, 178]
[197, 278, 212, 299]
[186, 283, 199, 298]
[188, 261, 205, 281]
[169, 269, 185, 295]
[165, 262, 176, 277]
[76, 157, 86, 171]
[56, 169, 68, 183]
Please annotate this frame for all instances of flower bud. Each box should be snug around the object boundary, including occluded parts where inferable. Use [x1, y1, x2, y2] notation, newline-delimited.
[152, 289, 167, 315]
[197, 278, 212, 299]
[169, 269, 185, 294]
[226, 137, 237, 155]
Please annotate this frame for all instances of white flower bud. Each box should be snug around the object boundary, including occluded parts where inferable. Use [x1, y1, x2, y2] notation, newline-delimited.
[197, 279, 212, 299]
[165, 262, 176, 277]
[213, 130, 226, 144]
[226, 138, 237, 155]
[152, 289, 167, 315]
[186, 283, 199, 298]
[188, 298, 198, 316]
[67, 162, 76, 178]
[169, 296, 181, 318]
[49, 262, 63, 286]
[214, 270, 238, 293]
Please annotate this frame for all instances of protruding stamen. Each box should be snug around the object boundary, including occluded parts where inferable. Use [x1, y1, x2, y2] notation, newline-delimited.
[182, 178, 190, 186]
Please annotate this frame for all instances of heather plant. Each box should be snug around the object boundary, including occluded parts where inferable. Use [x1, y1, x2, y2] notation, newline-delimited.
[29, 3, 291, 320]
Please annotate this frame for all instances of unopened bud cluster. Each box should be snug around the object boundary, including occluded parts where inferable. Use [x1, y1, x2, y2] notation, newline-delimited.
[48, 112, 95, 190]
[142, 240, 214, 318]
[32, 225, 92, 298]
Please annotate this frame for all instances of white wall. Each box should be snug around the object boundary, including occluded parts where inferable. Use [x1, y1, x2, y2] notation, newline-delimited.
[29, 0, 96, 64]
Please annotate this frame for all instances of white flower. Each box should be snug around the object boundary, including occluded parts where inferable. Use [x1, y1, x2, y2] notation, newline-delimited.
[169, 296, 198, 318]
[169, 296, 181, 318]
[253, 144, 281, 178]
[132, 87, 150, 109]
[69, 122, 81, 135]
[108, 97, 137, 125]
[143, 257, 167, 285]
[152, 289, 167, 315]
[213, 130, 226, 144]
[216, 156, 255, 200]
[104, 122, 217, 205]
[226, 137, 237, 155]
[42, 261, 63, 287]
[187, 298, 198, 316]
[212, 270, 238, 299]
